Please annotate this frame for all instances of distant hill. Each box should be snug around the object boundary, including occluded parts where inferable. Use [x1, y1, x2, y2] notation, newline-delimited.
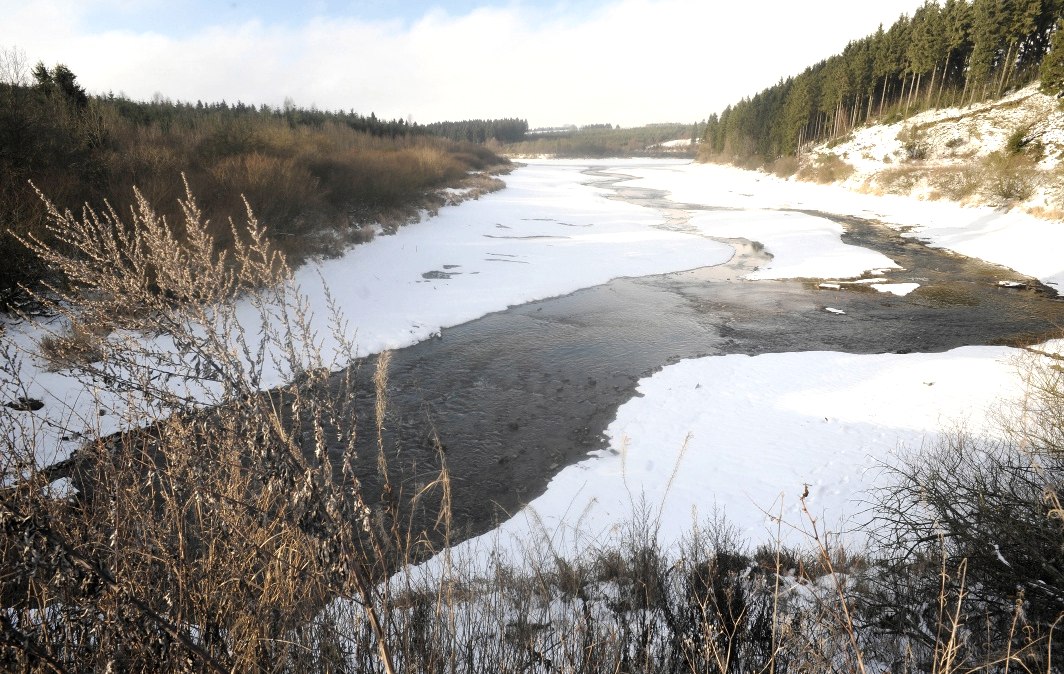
[504, 122, 700, 158]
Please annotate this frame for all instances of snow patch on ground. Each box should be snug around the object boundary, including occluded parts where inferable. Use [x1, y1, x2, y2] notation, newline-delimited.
[439, 347, 1023, 566]
[871, 282, 920, 296]
[615, 160, 1064, 288]
[687, 209, 898, 280]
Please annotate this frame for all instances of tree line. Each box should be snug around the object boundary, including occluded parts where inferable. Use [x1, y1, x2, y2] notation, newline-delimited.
[422, 118, 529, 144]
[505, 122, 699, 157]
[702, 0, 1064, 164]
[0, 57, 510, 310]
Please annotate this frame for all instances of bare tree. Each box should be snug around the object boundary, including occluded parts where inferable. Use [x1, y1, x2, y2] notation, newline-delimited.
[0, 46, 29, 86]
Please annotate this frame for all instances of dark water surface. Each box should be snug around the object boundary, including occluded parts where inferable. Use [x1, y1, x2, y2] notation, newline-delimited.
[336, 166, 1064, 545]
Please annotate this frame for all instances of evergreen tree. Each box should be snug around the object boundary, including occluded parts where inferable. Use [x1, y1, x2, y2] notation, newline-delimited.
[1041, 18, 1064, 95]
[50, 64, 88, 109]
[31, 62, 89, 109]
[997, 0, 1044, 94]
[780, 74, 813, 155]
[31, 61, 49, 86]
[906, 1, 947, 107]
[968, 0, 1006, 100]
[940, 0, 974, 102]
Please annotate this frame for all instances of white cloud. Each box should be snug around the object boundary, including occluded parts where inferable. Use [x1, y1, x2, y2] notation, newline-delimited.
[1, 0, 928, 127]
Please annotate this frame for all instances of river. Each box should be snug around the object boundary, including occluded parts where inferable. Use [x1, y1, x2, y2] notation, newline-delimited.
[330, 164, 1064, 549]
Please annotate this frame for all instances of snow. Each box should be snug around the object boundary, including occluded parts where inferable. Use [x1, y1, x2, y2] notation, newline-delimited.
[440, 346, 1022, 566]
[2, 157, 1055, 564]
[871, 282, 920, 296]
[686, 209, 898, 280]
[616, 160, 1064, 288]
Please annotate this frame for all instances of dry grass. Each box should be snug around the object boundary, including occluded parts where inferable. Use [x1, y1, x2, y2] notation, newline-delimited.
[768, 155, 799, 178]
[0, 83, 511, 308]
[876, 165, 986, 202]
[2, 183, 450, 671]
[3, 183, 1062, 672]
[796, 153, 855, 184]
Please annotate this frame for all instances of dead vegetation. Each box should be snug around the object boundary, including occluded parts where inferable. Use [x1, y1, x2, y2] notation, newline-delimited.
[796, 154, 855, 184]
[1, 184, 1062, 671]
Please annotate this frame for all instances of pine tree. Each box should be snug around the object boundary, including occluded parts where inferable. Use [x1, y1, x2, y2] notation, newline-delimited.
[1041, 19, 1064, 96]
[969, 0, 1005, 101]
[906, 1, 946, 109]
[940, 0, 973, 103]
[50, 64, 88, 109]
[996, 0, 1043, 95]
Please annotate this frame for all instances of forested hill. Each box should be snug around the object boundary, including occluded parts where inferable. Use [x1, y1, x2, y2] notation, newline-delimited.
[701, 0, 1064, 166]
[0, 59, 523, 310]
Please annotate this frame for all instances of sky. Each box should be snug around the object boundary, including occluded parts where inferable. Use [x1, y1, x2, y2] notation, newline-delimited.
[1, 0, 930, 128]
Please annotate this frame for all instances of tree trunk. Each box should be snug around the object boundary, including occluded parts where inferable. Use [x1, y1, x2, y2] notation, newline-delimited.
[937, 51, 952, 107]
[926, 64, 938, 106]
[998, 40, 1016, 97]
[904, 73, 916, 116]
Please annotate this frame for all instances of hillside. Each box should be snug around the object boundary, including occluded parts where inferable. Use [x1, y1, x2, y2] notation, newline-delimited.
[801, 84, 1064, 219]
[0, 70, 512, 311]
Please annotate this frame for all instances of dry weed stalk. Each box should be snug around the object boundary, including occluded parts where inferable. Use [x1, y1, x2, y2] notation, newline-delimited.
[0, 182, 449, 671]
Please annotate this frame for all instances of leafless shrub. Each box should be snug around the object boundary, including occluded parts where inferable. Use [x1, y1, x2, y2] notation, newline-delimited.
[877, 166, 925, 194]
[984, 151, 1039, 202]
[769, 155, 799, 178]
[930, 165, 985, 201]
[870, 349, 1064, 671]
[1, 181, 449, 671]
[797, 154, 855, 184]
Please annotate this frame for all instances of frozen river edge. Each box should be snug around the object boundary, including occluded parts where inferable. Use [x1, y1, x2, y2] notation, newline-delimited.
[320, 160, 1064, 562]
[6, 158, 1064, 558]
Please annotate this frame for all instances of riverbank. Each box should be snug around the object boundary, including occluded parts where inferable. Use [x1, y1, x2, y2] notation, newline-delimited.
[6, 158, 1064, 551]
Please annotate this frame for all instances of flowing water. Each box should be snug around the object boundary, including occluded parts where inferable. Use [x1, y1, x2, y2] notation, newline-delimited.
[333, 166, 1064, 546]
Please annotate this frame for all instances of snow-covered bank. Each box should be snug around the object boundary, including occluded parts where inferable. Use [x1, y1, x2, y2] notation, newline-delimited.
[616, 160, 1064, 288]
[434, 345, 1024, 566]
[3, 161, 734, 464]
[686, 209, 897, 280]
[4, 157, 1051, 565]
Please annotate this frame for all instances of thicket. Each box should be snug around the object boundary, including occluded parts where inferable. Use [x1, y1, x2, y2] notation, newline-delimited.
[701, 0, 1064, 165]
[505, 122, 699, 158]
[0, 57, 510, 311]
[1, 183, 1062, 672]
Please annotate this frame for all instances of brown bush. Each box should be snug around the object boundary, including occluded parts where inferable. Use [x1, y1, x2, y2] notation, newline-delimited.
[768, 155, 799, 178]
[797, 153, 855, 184]
[983, 151, 1039, 202]
[0, 84, 509, 309]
